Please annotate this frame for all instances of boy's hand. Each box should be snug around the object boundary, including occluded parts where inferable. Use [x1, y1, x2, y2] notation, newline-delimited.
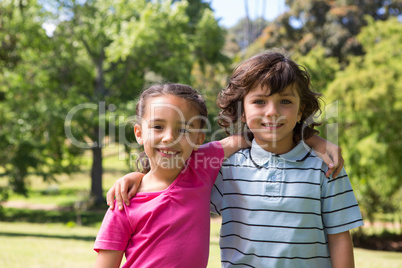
[106, 172, 145, 210]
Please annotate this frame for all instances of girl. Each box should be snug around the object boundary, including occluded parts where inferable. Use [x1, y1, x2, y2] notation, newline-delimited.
[94, 83, 247, 268]
[107, 52, 363, 268]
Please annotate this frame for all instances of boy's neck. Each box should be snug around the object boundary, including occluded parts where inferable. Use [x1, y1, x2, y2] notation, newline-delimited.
[254, 139, 297, 155]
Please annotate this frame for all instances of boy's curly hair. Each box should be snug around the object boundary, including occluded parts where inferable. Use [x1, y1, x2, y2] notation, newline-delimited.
[217, 51, 322, 143]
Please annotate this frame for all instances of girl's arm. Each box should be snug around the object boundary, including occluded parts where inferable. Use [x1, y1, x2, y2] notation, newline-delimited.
[304, 135, 344, 178]
[95, 250, 124, 268]
[218, 134, 249, 158]
[327, 231, 355, 268]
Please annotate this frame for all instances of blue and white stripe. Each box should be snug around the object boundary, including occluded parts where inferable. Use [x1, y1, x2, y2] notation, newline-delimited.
[210, 140, 363, 267]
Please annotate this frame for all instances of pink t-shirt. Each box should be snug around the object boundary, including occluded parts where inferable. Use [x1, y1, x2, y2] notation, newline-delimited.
[94, 142, 224, 268]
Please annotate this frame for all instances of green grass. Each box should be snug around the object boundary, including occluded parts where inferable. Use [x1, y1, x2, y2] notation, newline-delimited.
[0, 220, 401, 268]
[0, 222, 99, 268]
[354, 248, 402, 268]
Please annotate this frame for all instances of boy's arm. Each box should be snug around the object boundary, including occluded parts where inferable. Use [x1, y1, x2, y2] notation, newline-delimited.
[95, 250, 124, 268]
[304, 135, 344, 178]
[218, 134, 250, 158]
[327, 231, 355, 268]
[106, 172, 145, 210]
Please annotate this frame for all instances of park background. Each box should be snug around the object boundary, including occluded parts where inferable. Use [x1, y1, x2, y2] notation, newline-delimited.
[0, 0, 401, 267]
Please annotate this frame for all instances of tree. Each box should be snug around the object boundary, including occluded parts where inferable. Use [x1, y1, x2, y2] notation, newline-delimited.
[323, 17, 402, 221]
[256, 0, 402, 65]
[0, 0, 82, 201]
[0, 0, 228, 205]
[293, 46, 340, 93]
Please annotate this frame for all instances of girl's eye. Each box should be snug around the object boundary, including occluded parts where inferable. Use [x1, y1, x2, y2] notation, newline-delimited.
[152, 125, 163, 130]
[253, 100, 265, 104]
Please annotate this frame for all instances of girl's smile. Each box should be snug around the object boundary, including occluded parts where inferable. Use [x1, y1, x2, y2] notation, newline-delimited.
[134, 94, 205, 178]
[157, 148, 180, 157]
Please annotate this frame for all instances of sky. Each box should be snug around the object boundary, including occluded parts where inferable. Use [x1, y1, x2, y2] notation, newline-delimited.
[208, 0, 287, 28]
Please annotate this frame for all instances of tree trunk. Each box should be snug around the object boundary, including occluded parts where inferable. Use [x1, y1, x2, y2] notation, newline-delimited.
[244, 0, 251, 47]
[91, 143, 104, 205]
[91, 51, 106, 205]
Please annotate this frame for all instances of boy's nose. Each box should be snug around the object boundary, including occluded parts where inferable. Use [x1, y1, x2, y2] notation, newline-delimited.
[264, 102, 280, 118]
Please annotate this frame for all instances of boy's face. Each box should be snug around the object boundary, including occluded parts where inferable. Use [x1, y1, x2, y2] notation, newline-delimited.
[242, 84, 302, 154]
[134, 94, 205, 174]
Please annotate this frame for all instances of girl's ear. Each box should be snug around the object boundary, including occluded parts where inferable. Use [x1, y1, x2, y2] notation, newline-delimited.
[241, 111, 246, 123]
[134, 124, 143, 145]
[193, 132, 206, 151]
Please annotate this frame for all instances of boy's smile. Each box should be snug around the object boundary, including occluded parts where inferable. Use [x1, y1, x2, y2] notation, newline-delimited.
[242, 84, 302, 155]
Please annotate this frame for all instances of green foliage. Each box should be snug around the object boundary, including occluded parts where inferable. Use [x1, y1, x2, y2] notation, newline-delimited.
[0, 0, 228, 204]
[0, 207, 105, 226]
[0, 0, 83, 198]
[293, 47, 340, 93]
[253, 0, 402, 65]
[323, 18, 402, 220]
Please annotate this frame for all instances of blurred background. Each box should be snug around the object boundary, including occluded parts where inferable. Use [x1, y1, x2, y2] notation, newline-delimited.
[0, 0, 401, 267]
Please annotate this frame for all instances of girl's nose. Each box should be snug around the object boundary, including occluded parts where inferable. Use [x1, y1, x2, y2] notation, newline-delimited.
[161, 129, 176, 144]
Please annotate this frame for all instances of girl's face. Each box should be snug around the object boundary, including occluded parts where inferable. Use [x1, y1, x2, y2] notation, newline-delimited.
[242, 84, 302, 154]
[134, 94, 205, 174]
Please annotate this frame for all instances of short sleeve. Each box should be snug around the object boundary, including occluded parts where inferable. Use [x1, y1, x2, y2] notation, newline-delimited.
[321, 167, 364, 235]
[192, 141, 225, 185]
[197, 141, 224, 163]
[210, 169, 224, 215]
[94, 204, 133, 252]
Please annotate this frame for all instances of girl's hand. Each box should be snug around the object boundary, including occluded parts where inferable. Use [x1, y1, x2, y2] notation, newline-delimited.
[314, 143, 344, 178]
[304, 135, 344, 178]
[106, 172, 145, 210]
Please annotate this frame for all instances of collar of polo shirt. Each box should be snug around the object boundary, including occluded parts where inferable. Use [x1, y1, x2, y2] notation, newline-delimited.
[249, 139, 313, 168]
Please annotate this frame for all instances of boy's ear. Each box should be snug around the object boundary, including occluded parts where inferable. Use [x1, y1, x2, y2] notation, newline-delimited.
[134, 124, 143, 145]
[298, 105, 305, 123]
[193, 132, 206, 151]
[297, 111, 302, 123]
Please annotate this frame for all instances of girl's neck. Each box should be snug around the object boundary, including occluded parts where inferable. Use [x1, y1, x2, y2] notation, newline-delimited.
[137, 168, 181, 193]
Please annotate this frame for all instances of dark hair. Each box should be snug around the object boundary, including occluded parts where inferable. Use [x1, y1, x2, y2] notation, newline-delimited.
[217, 51, 322, 143]
[135, 83, 207, 173]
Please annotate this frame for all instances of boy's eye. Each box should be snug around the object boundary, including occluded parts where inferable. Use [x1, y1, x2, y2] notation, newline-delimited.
[152, 125, 163, 130]
[281, 99, 292, 104]
[178, 128, 190, 133]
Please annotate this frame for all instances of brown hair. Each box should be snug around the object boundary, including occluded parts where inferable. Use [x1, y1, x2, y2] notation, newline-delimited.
[217, 51, 321, 143]
[135, 83, 207, 173]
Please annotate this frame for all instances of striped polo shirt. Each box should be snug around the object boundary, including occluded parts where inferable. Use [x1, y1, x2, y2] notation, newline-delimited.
[210, 140, 363, 268]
